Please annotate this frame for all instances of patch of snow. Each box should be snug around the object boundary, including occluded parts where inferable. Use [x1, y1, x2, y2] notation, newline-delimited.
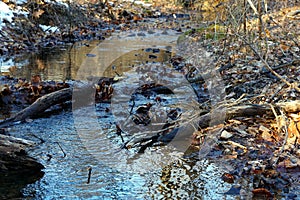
[0, 58, 25, 73]
[134, 1, 152, 7]
[0, 2, 14, 28]
[0, 2, 29, 30]
[123, 0, 152, 7]
[39, 25, 60, 33]
[16, 0, 27, 5]
[0, 58, 14, 73]
[44, 0, 70, 8]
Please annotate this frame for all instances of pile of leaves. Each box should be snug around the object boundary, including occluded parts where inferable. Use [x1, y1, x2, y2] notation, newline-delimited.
[176, 5, 300, 199]
[0, 75, 70, 108]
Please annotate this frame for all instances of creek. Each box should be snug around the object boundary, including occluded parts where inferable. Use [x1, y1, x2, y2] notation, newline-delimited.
[1, 28, 247, 199]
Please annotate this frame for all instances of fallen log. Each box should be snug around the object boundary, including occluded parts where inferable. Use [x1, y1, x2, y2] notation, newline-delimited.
[0, 88, 73, 128]
[0, 134, 44, 199]
[1, 79, 300, 131]
[0, 80, 109, 128]
[120, 100, 300, 151]
[0, 134, 44, 172]
[198, 100, 300, 128]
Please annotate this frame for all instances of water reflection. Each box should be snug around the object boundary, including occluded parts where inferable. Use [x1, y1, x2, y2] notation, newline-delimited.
[0, 40, 101, 81]
[7, 111, 234, 199]
[0, 30, 179, 82]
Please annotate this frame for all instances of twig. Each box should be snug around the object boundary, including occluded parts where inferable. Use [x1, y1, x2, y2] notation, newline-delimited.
[87, 166, 92, 184]
[129, 98, 135, 115]
[262, 59, 300, 74]
[56, 142, 66, 157]
[272, 109, 289, 167]
[29, 133, 45, 144]
[236, 33, 300, 93]
[270, 104, 278, 119]
[267, 82, 285, 103]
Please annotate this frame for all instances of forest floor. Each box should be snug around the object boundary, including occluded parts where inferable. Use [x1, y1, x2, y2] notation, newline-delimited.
[0, 0, 300, 199]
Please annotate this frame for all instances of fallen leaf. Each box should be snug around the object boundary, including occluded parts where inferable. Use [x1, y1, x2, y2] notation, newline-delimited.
[221, 173, 234, 183]
[252, 188, 273, 199]
[220, 130, 233, 139]
[33, 9, 44, 18]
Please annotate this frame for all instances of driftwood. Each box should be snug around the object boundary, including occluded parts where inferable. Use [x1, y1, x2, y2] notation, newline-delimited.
[0, 81, 102, 128]
[0, 88, 73, 128]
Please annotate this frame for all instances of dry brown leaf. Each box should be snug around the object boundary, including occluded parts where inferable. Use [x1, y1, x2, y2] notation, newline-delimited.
[287, 119, 300, 139]
[221, 173, 234, 183]
[33, 9, 44, 19]
[36, 59, 46, 70]
[31, 75, 41, 85]
[280, 43, 290, 51]
[252, 188, 273, 199]
[261, 131, 273, 142]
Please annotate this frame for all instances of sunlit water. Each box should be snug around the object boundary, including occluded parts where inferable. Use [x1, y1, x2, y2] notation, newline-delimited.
[7, 111, 234, 199]
[3, 28, 298, 199]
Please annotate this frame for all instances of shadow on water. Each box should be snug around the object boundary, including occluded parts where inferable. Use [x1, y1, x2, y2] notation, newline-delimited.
[0, 171, 44, 199]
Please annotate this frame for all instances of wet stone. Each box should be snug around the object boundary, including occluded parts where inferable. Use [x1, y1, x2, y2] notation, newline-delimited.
[220, 130, 233, 140]
[137, 32, 146, 36]
[149, 54, 158, 59]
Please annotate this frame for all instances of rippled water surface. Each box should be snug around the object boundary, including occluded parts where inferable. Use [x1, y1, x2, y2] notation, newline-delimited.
[6, 109, 236, 199]
[1, 30, 237, 199]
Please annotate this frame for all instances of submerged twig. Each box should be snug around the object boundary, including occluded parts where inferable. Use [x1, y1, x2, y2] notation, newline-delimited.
[87, 166, 92, 184]
[56, 142, 66, 157]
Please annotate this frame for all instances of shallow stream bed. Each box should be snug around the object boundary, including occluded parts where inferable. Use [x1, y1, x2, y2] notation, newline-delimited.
[1, 28, 298, 199]
[0, 29, 235, 199]
[7, 109, 235, 199]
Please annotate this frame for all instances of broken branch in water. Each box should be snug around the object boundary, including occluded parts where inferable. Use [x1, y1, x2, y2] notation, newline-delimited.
[87, 166, 92, 184]
[56, 142, 66, 158]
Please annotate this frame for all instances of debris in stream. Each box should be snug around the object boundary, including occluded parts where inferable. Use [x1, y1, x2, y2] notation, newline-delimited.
[87, 166, 92, 184]
[0, 75, 70, 107]
[95, 77, 114, 103]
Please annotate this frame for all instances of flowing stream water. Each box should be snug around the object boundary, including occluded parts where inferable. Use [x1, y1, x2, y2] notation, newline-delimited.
[0, 29, 270, 199]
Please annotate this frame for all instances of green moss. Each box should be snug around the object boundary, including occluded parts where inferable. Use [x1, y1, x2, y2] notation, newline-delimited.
[143, 9, 152, 16]
[178, 24, 227, 44]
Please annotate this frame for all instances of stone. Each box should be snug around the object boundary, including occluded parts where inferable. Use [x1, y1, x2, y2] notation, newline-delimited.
[220, 130, 233, 139]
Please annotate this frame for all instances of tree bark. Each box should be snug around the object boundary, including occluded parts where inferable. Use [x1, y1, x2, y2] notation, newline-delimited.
[198, 101, 300, 128]
[0, 88, 73, 128]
